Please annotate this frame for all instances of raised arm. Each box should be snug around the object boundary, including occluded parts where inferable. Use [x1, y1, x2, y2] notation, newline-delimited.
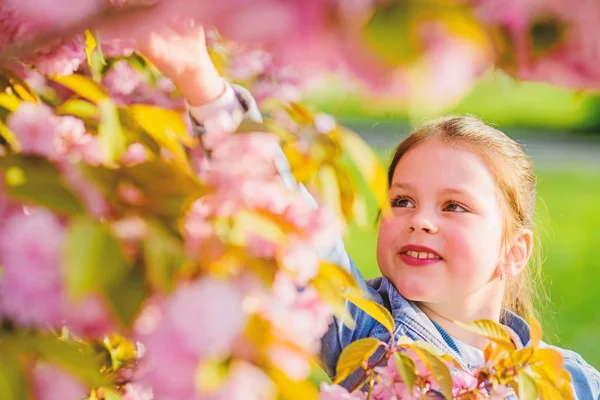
[137, 23, 380, 380]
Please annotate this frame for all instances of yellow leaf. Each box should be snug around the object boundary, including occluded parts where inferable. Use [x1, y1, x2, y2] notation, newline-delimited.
[56, 99, 99, 119]
[334, 337, 384, 384]
[412, 346, 453, 400]
[129, 104, 196, 147]
[316, 164, 344, 222]
[286, 102, 314, 125]
[53, 74, 109, 103]
[343, 292, 395, 336]
[0, 67, 38, 102]
[0, 93, 22, 112]
[454, 319, 515, 351]
[529, 316, 543, 349]
[195, 358, 229, 395]
[394, 352, 417, 390]
[537, 378, 571, 400]
[0, 119, 20, 152]
[530, 348, 565, 385]
[518, 370, 538, 400]
[504, 347, 533, 368]
[84, 30, 98, 66]
[129, 104, 194, 170]
[396, 336, 414, 348]
[311, 262, 360, 328]
[270, 367, 317, 400]
[338, 129, 389, 215]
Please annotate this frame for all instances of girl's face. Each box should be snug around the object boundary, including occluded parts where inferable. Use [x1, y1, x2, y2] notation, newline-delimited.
[377, 139, 506, 305]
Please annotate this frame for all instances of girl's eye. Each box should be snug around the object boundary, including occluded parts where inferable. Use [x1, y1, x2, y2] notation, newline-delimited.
[391, 196, 415, 208]
[444, 202, 467, 213]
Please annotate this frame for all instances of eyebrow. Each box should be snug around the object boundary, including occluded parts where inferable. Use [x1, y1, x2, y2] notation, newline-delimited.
[390, 183, 473, 197]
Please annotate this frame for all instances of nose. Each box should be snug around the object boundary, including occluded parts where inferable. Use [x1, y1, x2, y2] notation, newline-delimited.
[408, 208, 438, 234]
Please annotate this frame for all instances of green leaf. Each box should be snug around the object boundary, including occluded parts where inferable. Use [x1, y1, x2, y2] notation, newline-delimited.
[82, 160, 205, 225]
[394, 352, 417, 391]
[0, 155, 84, 215]
[3, 331, 111, 388]
[412, 346, 453, 400]
[0, 119, 20, 152]
[53, 74, 109, 104]
[0, 347, 27, 400]
[362, 1, 422, 66]
[343, 292, 395, 336]
[98, 100, 126, 165]
[518, 370, 538, 400]
[105, 263, 147, 326]
[338, 129, 389, 216]
[454, 319, 515, 351]
[103, 389, 122, 400]
[530, 18, 565, 55]
[144, 221, 189, 292]
[64, 216, 135, 326]
[334, 337, 383, 384]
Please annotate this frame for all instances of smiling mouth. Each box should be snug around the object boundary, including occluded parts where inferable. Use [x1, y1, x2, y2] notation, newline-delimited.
[400, 250, 442, 260]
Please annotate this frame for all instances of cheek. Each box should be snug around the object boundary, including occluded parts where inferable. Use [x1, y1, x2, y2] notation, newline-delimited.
[376, 218, 397, 269]
[446, 217, 504, 274]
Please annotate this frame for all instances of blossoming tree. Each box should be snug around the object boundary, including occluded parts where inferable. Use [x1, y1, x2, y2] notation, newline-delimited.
[0, 0, 597, 399]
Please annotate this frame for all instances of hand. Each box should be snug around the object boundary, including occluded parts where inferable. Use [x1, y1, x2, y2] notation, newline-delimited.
[136, 20, 226, 106]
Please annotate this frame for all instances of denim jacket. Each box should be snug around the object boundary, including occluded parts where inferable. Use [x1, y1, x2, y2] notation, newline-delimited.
[220, 84, 600, 399]
[320, 256, 600, 399]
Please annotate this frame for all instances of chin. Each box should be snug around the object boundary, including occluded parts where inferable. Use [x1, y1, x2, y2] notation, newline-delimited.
[391, 277, 436, 302]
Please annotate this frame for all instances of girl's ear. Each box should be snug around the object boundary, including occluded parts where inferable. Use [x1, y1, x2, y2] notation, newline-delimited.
[504, 229, 533, 278]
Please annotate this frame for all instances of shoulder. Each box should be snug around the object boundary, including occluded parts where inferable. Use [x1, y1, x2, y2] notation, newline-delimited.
[542, 342, 600, 399]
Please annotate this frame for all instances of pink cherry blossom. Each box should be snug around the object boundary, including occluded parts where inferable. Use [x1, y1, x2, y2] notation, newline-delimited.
[103, 60, 145, 97]
[101, 37, 136, 58]
[278, 239, 320, 285]
[261, 273, 332, 353]
[55, 115, 104, 165]
[166, 277, 247, 357]
[0, 209, 66, 327]
[121, 143, 149, 166]
[7, 102, 59, 157]
[32, 363, 88, 400]
[268, 343, 311, 381]
[135, 279, 247, 398]
[134, 303, 200, 400]
[319, 383, 367, 400]
[205, 361, 276, 400]
[2, 0, 103, 29]
[475, 0, 600, 89]
[452, 370, 478, 397]
[26, 35, 86, 76]
[67, 295, 117, 338]
[122, 383, 154, 400]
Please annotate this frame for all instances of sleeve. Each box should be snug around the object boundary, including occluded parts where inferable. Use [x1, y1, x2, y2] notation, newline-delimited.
[187, 81, 380, 379]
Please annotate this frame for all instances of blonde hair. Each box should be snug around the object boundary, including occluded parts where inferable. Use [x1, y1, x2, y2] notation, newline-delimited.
[387, 115, 543, 320]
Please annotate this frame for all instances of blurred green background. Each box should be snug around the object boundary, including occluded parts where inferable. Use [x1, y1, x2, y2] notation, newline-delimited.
[306, 70, 600, 369]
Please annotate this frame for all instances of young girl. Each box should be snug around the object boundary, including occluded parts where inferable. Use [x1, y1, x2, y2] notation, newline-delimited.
[137, 24, 600, 399]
